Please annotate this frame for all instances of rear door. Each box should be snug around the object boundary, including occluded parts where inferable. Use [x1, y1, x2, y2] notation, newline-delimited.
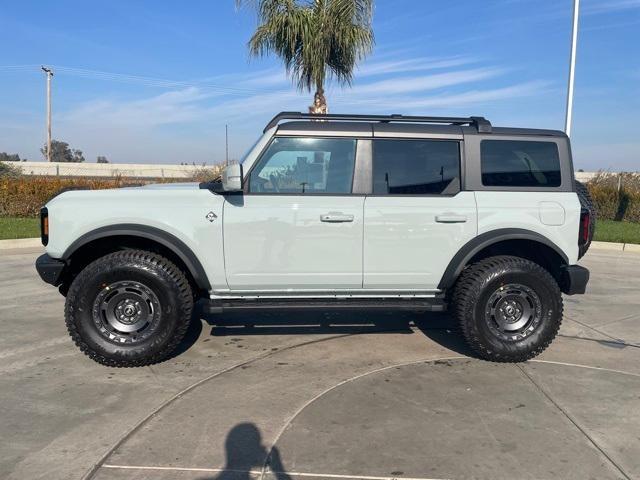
[223, 136, 365, 291]
[363, 137, 477, 290]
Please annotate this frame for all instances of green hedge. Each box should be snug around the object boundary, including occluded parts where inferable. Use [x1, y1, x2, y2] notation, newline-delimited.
[1, 171, 638, 223]
[0, 177, 144, 217]
[586, 173, 640, 223]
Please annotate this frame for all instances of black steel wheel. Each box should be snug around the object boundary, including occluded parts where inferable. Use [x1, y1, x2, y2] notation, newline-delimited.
[92, 280, 162, 344]
[453, 255, 563, 362]
[65, 250, 193, 367]
[484, 283, 543, 341]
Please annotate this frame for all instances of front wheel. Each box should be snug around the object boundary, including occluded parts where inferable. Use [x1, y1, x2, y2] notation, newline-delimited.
[452, 255, 563, 362]
[65, 250, 194, 367]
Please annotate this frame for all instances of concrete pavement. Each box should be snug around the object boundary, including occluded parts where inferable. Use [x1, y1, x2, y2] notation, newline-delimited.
[1, 248, 639, 480]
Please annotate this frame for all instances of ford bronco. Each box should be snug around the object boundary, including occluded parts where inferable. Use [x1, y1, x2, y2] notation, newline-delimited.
[35, 112, 594, 367]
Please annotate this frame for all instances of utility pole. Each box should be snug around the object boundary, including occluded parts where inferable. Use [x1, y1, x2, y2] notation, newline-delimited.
[225, 124, 229, 166]
[564, 0, 580, 137]
[41, 66, 54, 162]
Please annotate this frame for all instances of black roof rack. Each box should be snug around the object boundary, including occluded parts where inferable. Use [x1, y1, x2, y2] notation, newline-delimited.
[264, 111, 492, 133]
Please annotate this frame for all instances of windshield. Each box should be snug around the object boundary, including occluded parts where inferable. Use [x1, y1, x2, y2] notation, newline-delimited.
[239, 137, 262, 165]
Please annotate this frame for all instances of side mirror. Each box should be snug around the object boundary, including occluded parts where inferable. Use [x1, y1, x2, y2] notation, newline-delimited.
[222, 163, 243, 192]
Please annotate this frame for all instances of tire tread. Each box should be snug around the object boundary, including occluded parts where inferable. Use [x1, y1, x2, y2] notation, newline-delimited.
[65, 249, 193, 367]
[452, 255, 563, 362]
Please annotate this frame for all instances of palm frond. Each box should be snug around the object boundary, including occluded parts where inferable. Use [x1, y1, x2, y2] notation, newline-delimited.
[241, 0, 374, 95]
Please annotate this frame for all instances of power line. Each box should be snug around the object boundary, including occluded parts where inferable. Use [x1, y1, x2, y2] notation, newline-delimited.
[0, 64, 306, 99]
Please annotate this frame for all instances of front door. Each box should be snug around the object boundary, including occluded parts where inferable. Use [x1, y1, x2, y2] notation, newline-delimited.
[223, 136, 364, 291]
[363, 138, 477, 290]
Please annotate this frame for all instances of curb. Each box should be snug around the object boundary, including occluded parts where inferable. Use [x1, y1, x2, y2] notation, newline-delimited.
[590, 241, 640, 253]
[0, 238, 42, 250]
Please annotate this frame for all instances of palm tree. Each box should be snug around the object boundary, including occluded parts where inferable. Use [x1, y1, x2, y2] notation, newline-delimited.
[237, 0, 374, 113]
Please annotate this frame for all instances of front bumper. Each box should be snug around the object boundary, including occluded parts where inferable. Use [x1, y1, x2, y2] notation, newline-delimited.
[560, 264, 590, 295]
[35, 254, 66, 286]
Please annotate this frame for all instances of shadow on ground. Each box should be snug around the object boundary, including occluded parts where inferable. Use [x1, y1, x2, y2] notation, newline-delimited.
[176, 306, 476, 358]
[194, 423, 291, 480]
[170, 302, 639, 363]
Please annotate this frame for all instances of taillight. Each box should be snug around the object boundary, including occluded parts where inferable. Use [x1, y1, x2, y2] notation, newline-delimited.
[579, 209, 590, 245]
[40, 207, 49, 246]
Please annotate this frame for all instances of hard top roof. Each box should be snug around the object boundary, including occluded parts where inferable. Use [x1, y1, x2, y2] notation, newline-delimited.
[268, 112, 566, 138]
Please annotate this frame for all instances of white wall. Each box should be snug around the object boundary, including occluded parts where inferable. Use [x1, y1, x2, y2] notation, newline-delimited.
[5, 161, 214, 179]
[3, 160, 601, 181]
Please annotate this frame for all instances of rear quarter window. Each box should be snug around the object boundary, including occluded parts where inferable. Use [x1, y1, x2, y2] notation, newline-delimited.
[480, 140, 561, 187]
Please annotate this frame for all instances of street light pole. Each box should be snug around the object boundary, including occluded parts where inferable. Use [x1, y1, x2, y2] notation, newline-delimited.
[564, 0, 580, 137]
[225, 124, 229, 166]
[41, 66, 54, 162]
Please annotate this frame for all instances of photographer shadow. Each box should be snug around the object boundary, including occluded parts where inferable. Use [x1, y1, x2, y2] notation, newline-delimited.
[196, 423, 290, 480]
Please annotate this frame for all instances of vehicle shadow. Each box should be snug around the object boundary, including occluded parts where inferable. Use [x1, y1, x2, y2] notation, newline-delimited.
[193, 306, 474, 357]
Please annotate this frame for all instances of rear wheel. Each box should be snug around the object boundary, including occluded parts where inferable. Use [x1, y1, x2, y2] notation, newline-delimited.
[65, 250, 193, 367]
[452, 255, 563, 362]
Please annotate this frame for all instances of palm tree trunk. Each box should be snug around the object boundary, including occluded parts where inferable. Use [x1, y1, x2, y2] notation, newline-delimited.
[308, 87, 328, 115]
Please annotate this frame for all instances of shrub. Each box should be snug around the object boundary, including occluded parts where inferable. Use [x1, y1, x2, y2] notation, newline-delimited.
[0, 161, 22, 179]
[586, 172, 640, 223]
[0, 169, 227, 217]
[187, 164, 224, 183]
[0, 177, 144, 217]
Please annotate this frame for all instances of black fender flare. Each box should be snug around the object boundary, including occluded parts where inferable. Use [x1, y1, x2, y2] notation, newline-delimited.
[62, 224, 211, 291]
[437, 228, 569, 290]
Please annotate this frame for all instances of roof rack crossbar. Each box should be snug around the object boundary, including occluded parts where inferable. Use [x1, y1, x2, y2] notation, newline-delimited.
[264, 111, 492, 133]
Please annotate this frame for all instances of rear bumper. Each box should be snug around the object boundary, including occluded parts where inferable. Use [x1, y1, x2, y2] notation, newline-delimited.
[35, 254, 66, 286]
[560, 265, 590, 295]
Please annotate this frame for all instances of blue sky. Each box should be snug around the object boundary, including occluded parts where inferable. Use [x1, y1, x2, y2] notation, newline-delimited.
[0, 0, 638, 170]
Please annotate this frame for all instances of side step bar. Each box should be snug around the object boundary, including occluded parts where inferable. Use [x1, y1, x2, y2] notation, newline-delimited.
[201, 297, 447, 314]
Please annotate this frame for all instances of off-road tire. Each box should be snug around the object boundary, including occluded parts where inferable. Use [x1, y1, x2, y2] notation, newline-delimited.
[576, 180, 596, 259]
[452, 255, 563, 362]
[65, 250, 193, 367]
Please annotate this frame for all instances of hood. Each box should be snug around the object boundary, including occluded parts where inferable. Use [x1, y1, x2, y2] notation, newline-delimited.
[130, 182, 201, 190]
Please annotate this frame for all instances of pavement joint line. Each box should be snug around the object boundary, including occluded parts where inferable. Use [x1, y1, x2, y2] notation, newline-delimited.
[516, 364, 631, 480]
[565, 316, 640, 349]
[0, 336, 69, 360]
[90, 356, 640, 480]
[259, 356, 467, 480]
[557, 332, 636, 349]
[573, 313, 638, 329]
[83, 332, 366, 480]
[528, 359, 640, 378]
[588, 312, 640, 329]
[101, 464, 449, 480]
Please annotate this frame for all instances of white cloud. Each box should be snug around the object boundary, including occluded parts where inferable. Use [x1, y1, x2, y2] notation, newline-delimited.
[59, 87, 218, 128]
[327, 80, 550, 113]
[583, 0, 640, 14]
[356, 56, 476, 77]
[6, 60, 557, 164]
[240, 69, 291, 88]
[342, 68, 505, 97]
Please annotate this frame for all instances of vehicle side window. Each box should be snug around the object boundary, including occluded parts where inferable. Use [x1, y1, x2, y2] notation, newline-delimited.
[481, 140, 561, 187]
[249, 137, 356, 194]
[372, 139, 460, 195]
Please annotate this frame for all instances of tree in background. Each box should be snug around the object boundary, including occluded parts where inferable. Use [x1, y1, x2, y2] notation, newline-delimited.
[0, 152, 21, 162]
[237, 0, 374, 113]
[40, 140, 85, 163]
[97, 156, 109, 163]
[0, 161, 21, 178]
